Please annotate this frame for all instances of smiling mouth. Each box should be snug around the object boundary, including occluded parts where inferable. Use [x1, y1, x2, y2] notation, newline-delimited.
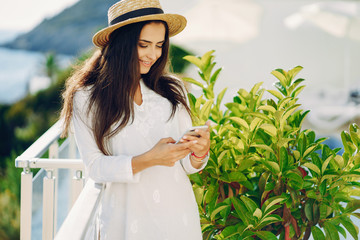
[140, 60, 152, 67]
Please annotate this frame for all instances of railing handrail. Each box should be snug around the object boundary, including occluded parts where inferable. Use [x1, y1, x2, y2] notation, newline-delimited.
[16, 158, 84, 170]
[15, 119, 64, 168]
[55, 179, 103, 240]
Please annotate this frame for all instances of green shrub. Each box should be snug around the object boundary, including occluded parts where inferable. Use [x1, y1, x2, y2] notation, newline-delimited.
[185, 50, 360, 240]
[0, 190, 20, 240]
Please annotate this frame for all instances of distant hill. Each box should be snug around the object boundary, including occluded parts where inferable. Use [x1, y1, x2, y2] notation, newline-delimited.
[2, 0, 117, 55]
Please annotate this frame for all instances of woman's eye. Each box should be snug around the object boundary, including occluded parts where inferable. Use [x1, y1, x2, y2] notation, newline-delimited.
[156, 45, 163, 48]
[139, 44, 147, 48]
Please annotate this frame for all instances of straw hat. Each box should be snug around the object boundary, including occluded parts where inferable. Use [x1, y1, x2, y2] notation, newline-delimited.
[92, 0, 187, 47]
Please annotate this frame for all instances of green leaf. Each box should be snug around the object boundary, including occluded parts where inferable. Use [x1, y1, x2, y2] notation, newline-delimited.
[311, 226, 325, 240]
[240, 195, 258, 213]
[319, 203, 330, 219]
[229, 117, 249, 129]
[288, 78, 305, 94]
[252, 144, 276, 155]
[248, 112, 272, 122]
[274, 82, 287, 96]
[271, 69, 287, 87]
[193, 185, 204, 206]
[303, 163, 321, 176]
[279, 146, 288, 172]
[187, 93, 197, 111]
[291, 85, 306, 98]
[183, 77, 205, 89]
[259, 172, 270, 194]
[313, 202, 320, 223]
[189, 172, 203, 186]
[340, 216, 359, 240]
[250, 82, 263, 95]
[352, 212, 360, 219]
[201, 50, 215, 70]
[254, 231, 278, 240]
[303, 144, 318, 158]
[228, 171, 247, 182]
[210, 205, 229, 221]
[324, 222, 340, 240]
[237, 158, 256, 171]
[263, 196, 286, 214]
[232, 197, 250, 225]
[216, 224, 241, 239]
[333, 155, 344, 169]
[210, 67, 222, 84]
[225, 102, 246, 115]
[298, 132, 306, 157]
[183, 55, 202, 69]
[217, 150, 229, 165]
[286, 172, 304, 189]
[253, 208, 262, 220]
[322, 156, 333, 174]
[311, 153, 323, 169]
[258, 105, 276, 114]
[268, 89, 284, 100]
[260, 124, 277, 137]
[250, 117, 262, 132]
[319, 180, 326, 196]
[280, 104, 300, 129]
[205, 182, 219, 203]
[256, 215, 282, 230]
[335, 225, 347, 239]
[305, 200, 314, 222]
[345, 199, 360, 213]
[200, 99, 214, 122]
[195, 95, 203, 113]
[278, 97, 292, 110]
[288, 66, 303, 82]
[216, 88, 227, 108]
[262, 160, 280, 174]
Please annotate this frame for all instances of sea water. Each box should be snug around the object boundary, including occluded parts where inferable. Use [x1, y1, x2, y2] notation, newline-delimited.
[0, 30, 73, 104]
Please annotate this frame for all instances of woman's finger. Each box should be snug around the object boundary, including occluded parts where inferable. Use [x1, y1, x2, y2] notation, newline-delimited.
[161, 137, 176, 144]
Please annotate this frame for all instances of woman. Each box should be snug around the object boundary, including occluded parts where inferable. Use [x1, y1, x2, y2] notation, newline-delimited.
[60, 0, 210, 239]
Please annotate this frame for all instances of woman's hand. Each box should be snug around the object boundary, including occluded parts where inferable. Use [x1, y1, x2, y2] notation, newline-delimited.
[179, 121, 211, 162]
[132, 137, 196, 174]
[148, 137, 195, 167]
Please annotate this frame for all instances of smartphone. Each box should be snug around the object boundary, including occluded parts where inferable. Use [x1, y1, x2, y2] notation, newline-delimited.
[176, 125, 208, 143]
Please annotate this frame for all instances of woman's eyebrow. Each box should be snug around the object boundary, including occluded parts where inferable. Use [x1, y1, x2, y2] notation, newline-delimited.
[139, 39, 165, 44]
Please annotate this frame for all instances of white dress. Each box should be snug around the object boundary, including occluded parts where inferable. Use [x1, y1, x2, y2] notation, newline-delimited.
[72, 79, 207, 240]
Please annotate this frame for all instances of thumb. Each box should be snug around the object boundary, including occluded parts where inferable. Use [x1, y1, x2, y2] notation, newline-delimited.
[161, 137, 176, 144]
[205, 120, 212, 130]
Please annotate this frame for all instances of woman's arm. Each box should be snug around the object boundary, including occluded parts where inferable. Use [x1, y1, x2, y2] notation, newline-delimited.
[72, 90, 196, 182]
[131, 137, 195, 174]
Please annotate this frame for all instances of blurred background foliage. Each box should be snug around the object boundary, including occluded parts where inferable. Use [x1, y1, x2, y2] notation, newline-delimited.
[0, 44, 191, 239]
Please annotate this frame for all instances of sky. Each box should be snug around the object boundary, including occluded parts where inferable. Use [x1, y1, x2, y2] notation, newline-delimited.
[0, 0, 79, 31]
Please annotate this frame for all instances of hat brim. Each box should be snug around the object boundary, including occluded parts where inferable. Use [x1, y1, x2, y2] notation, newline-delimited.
[92, 13, 186, 47]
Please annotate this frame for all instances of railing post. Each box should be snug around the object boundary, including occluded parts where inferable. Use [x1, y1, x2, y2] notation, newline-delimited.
[49, 142, 59, 235]
[20, 167, 32, 240]
[68, 133, 84, 207]
[42, 169, 56, 240]
[71, 170, 84, 207]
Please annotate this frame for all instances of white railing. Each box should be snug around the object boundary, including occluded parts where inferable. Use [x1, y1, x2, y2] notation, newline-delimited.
[15, 120, 103, 240]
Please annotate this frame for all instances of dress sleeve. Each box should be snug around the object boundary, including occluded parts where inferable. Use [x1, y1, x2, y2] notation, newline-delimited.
[176, 81, 208, 174]
[72, 90, 140, 183]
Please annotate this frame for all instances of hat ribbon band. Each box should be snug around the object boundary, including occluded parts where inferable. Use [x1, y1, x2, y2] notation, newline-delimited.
[110, 8, 164, 26]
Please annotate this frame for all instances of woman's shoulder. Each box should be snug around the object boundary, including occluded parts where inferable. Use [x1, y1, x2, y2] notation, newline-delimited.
[73, 86, 92, 108]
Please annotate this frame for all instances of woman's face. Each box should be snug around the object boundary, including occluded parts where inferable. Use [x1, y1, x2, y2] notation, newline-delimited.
[137, 22, 166, 74]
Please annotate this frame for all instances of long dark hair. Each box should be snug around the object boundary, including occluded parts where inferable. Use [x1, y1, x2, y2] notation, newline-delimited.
[61, 21, 191, 154]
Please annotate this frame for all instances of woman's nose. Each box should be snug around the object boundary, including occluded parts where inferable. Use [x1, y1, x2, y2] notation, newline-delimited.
[146, 47, 157, 60]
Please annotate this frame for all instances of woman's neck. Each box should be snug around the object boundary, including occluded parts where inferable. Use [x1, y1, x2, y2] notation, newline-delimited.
[134, 82, 143, 106]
